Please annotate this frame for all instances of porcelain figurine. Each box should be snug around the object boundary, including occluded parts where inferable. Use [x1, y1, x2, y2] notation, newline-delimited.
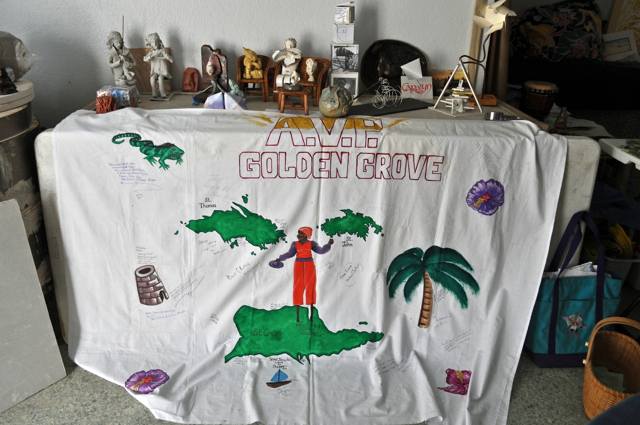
[242, 47, 263, 79]
[106, 31, 136, 86]
[144, 33, 173, 98]
[272, 38, 302, 89]
[306, 58, 317, 82]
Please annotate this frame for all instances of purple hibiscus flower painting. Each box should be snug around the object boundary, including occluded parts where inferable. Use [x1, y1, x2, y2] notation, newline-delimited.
[438, 368, 471, 395]
[125, 369, 170, 394]
[466, 179, 505, 216]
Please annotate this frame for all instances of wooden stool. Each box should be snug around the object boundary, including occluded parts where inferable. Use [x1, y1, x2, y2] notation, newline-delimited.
[275, 87, 311, 115]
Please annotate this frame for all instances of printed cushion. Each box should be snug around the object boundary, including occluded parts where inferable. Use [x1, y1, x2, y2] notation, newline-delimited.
[511, 1, 606, 62]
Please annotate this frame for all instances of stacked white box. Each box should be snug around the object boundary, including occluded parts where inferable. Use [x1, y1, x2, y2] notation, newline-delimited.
[334, 3, 355, 23]
[332, 24, 355, 43]
[331, 2, 359, 96]
[331, 44, 359, 73]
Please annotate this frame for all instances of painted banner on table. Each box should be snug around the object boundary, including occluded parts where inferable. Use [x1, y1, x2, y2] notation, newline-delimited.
[53, 108, 566, 425]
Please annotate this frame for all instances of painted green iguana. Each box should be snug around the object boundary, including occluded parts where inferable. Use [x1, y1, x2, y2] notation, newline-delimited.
[112, 133, 184, 170]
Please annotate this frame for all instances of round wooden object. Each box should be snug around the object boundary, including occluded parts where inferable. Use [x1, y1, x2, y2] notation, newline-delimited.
[0, 80, 34, 113]
[524, 81, 558, 92]
[0, 104, 33, 140]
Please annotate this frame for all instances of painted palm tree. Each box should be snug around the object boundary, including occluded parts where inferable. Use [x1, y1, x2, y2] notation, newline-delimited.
[386, 246, 479, 328]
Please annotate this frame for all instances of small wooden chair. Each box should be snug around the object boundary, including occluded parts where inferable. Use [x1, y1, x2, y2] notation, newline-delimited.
[272, 57, 331, 106]
[237, 54, 271, 102]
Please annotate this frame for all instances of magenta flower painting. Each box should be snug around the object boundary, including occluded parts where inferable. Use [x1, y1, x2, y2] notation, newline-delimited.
[438, 368, 471, 395]
[125, 369, 170, 394]
[466, 179, 505, 216]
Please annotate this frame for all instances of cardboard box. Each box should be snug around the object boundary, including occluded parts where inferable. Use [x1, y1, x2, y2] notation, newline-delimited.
[332, 24, 355, 44]
[331, 43, 359, 73]
[400, 76, 434, 100]
[334, 3, 355, 23]
[97, 85, 139, 108]
[331, 72, 359, 96]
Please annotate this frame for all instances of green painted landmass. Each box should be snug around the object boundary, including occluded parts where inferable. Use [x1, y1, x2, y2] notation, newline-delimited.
[242, 194, 249, 203]
[225, 306, 383, 363]
[174, 230, 179, 235]
[185, 203, 285, 250]
[359, 321, 368, 325]
[321, 209, 383, 241]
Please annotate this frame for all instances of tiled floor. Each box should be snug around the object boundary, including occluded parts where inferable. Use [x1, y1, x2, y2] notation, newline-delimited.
[7, 285, 640, 425]
[0, 339, 593, 425]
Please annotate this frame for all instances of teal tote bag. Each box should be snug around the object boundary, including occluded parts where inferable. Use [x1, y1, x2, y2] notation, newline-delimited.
[524, 211, 623, 367]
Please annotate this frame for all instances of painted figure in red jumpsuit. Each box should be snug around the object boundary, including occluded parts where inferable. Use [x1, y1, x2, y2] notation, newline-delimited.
[275, 227, 333, 321]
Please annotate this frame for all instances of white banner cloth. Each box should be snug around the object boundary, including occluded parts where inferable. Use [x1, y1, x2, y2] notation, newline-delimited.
[53, 108, 566, 425]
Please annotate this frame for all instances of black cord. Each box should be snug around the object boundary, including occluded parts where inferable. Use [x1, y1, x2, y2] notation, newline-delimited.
[457, 34, 493, 94]
[353, 77, 384, 100]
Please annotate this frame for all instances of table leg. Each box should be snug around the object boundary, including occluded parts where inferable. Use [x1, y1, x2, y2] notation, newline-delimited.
[303, 94, 309, 115]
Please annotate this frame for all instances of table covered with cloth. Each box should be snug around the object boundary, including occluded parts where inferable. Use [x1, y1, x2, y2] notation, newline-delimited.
[51, 108, 566, 425]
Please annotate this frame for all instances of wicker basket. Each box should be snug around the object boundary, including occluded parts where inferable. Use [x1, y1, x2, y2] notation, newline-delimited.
[583, 317, 640, 419]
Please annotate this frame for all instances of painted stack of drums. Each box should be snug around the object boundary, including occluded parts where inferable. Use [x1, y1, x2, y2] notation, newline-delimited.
[135, 265, 170, 306]
[520, 80, 559, 121]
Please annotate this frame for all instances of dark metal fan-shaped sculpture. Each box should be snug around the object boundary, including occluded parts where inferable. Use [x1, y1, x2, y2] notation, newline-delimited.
[360, 40, 428, 92]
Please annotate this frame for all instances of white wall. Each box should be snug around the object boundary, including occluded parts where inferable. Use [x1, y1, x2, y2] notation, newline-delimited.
[1, 0, 477, 128]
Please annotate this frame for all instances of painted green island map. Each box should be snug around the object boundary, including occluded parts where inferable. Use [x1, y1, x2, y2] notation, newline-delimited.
[225, 306, 384, 363]
[321, 209, 383, 240]
[185, 202, 285, 249]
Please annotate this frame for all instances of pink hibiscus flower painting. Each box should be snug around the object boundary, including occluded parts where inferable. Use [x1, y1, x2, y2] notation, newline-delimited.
[438, 368, 471, 395]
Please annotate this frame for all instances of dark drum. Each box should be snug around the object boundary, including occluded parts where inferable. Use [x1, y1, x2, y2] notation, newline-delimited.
[520, 81, 558, 121]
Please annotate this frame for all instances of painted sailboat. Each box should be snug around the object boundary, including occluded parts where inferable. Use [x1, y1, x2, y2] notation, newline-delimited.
[266, 369, 291, 388]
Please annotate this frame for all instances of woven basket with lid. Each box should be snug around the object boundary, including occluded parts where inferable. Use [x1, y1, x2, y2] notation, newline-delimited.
[583, 317, 640, 419]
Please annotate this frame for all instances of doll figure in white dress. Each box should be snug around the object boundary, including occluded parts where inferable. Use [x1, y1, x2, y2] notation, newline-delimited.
[144, 33, 173, 98]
